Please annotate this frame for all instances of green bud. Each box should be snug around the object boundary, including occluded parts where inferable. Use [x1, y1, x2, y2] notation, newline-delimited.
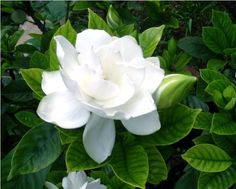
[153, 74, 197, 109]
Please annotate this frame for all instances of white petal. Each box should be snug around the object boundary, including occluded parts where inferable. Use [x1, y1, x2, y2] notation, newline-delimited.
[80, 75, 119, 101]
[139, 58, 165, 93]
[118, 90, 156, 119]
[62, 171, 87, 189]
[146, 57, 160, 67]
[41, 71, 67, 95]
[86, 179, 107, 189]
[76, 29, 112, 53]
[83, 114, 115, 163]
[37, 92, 90, 129]
[122, 110, 161, 135]
[45, 182, 58, 189]
[54, 35, 80, 80]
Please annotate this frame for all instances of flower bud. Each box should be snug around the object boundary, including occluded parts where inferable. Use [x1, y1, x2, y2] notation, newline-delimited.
[153, 74, 197, 109]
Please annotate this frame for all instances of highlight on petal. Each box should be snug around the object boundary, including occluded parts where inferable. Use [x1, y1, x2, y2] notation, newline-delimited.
[62, 171, 87, 189]
[37, 91, 90, 129]
[121, 110, 161, 135]
[41, 71, 67, 95]
[54, 35, 80, 79]
[45, 182, 58, 189]
[76, 29, 112, 53]
[83, 114, 115, 163]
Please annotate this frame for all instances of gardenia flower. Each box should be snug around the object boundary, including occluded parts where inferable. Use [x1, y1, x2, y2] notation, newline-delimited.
[45, 171, 106, 189]
[37, 29, 164, 163]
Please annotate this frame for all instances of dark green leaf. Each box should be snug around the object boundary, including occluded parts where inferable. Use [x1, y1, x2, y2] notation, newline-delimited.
[193, 112, 213, 131]
[8, 123, 62, 179]
[15, 111, 43, 128]
[207, 59, 227, 71]
[30, 51, 50, 69]
[11, 9, 26, 23]
[202, 27, 228, 54]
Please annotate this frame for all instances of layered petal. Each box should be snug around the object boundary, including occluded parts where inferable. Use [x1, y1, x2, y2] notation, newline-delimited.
[121, 110, 161, 135]
[83, 114, 115, 163]
[54, 36, 80, 80]
[37, 91, 90, 129]
[41, 71, 67, 95]
[76, 29, 112, 53]
[62, 171, 87, 189]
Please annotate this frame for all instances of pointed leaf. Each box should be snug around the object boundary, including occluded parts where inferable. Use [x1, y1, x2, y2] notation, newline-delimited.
[8, 123, 62, 180]
[88, 9, 113, 35]
[139, 25, 165, 57]
[15, 111, 44, 128]
[140, 104, 201, 145]
[198, 165, 236, 189]
[109, 143, 148, 189]
[193, 112, 213, 131]
[182, 144, 232, 172]
[20, 68, 45, 98]
[211, 113, 236, 135]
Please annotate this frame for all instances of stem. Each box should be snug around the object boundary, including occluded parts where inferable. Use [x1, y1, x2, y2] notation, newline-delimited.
[22, 1, 47, 33]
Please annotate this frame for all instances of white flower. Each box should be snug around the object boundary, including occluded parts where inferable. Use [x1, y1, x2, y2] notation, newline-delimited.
[37, 29, 164, 163]
[45, 171, 106, 189]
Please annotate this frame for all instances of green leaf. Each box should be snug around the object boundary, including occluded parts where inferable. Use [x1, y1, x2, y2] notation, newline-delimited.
[140, 104, 200, 145]
[139, 25, 165, 57]
[202, 27, 228, 54]
[174, 167, 198, 189]
[11, 9, 26, 23]
[145, 146, 167, 184]
[15, 111, 44, 128]
[2, 80, 34, 102]
[16, 44, 38, 54]
[207, 59, 226, 71]
[200, 69, 231, 85]
[178, 36, 214, 59]
[66, 140, 104, 172]
[116, 24, 135, 37]
[192, 134, 214, 145]
[175, 52, 192, 71]
[2, 149, 51, 189]
[49, 20, 77, 70]
[106, 5, 123, 29]
[8, 123, 62, 180]
[88, 9, 113, 35]
[212, 10, 236, 47]
[182, 144, 232, 172]
[20, 68, 44, 98]
[193, 112, 213, 131]
[109, 143, 148, 189]
[198, 165, 236, 189]
[212, 134, 236, 156]
[30, 51, 49, 69]
[211, 113, 236, 135]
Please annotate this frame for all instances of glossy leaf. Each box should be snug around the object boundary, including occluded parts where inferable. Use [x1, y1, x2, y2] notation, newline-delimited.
[49, 20, 77, 70]
[202, 27, 228, 54]
[15, 111, 43, 128]
[207, 59, 226, 71]
[211, 113, 236, 135]
[20, 68, 45, 98]
[140, 104, 201, 145]
[198, 165, 236, 189]
[106, 5, 122, 29]
[193, 112, 212, 131]
[109, 143, 148, 189]
[66, 140, 104, 172]
[8, 123, 62, 180]
[200, 69, 231, 85]
[30, 51, 49, 69]
[139, 25, 165, 57]
[88, 9, 113, 35]
[2, 149, 50, 189]
[182, 144, 232, 172]
[145, 146, 167, 184]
